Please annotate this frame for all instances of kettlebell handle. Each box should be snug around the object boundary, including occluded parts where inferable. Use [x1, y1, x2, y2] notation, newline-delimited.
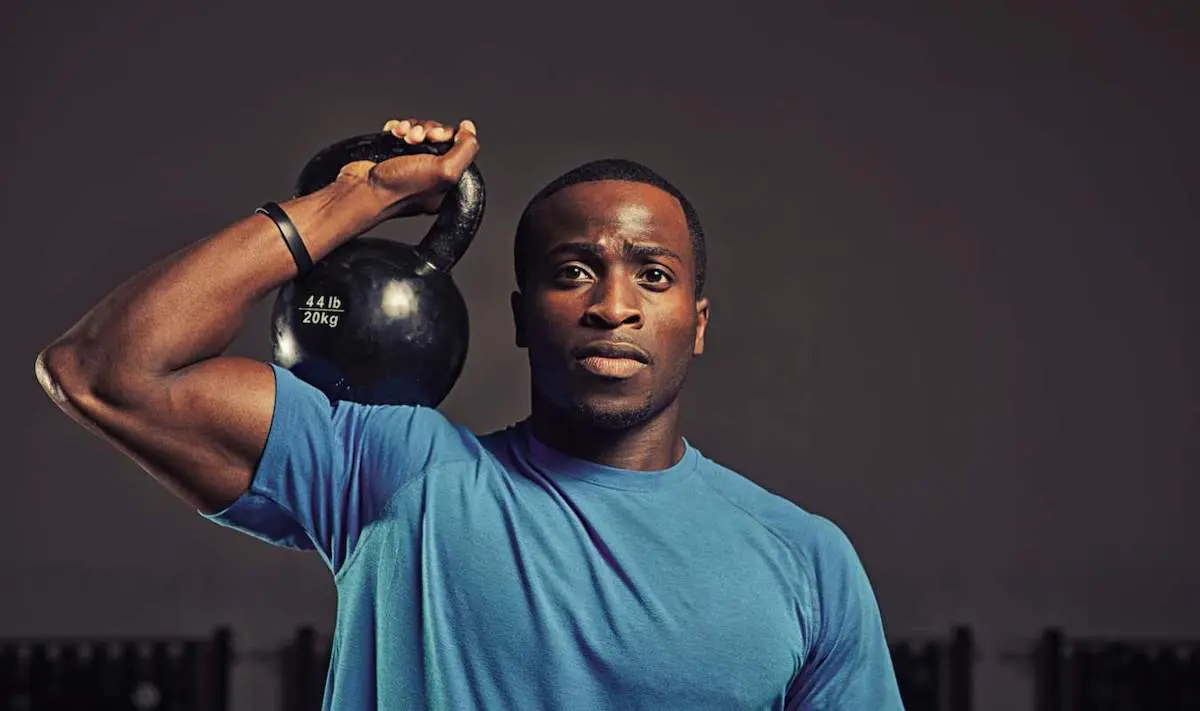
[292, 132, 486, 272]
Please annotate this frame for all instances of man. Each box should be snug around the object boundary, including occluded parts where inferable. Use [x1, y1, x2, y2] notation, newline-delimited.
[36, 117, 904, 710]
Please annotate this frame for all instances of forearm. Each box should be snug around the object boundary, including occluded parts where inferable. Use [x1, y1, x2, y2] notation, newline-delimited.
[42, 176, 388, 388]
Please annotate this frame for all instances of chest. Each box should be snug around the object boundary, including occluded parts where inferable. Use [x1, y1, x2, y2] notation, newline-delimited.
[417, 474, 806, 706]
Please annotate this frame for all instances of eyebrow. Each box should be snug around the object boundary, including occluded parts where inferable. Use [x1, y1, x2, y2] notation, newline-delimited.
[543, 241, 684, 265]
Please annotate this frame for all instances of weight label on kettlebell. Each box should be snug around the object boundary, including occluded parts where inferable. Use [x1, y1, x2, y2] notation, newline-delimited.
[300, 294, 344, 328]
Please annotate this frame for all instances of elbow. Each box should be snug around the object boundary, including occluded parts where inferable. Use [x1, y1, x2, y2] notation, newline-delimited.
[36, 344, 81, 407]
[35, 342, 126, 417]
[37, 341, 161, 420]
[36, 343, 98, 417]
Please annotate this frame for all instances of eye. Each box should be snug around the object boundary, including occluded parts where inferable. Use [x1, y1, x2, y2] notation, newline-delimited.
[555, 264, 593, 283]
[640, 267, 673, 286]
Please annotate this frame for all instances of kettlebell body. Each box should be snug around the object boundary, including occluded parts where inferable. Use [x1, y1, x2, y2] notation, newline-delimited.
[272, 238, 469, 407]
[270, 132, 485, 407]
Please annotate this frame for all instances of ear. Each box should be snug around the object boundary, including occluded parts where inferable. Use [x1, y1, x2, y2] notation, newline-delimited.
[511, 290, 528, 348]
[692, 296, 710, 356]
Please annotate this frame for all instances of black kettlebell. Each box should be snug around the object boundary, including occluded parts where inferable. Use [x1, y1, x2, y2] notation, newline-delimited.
[270, 132, 485, 407]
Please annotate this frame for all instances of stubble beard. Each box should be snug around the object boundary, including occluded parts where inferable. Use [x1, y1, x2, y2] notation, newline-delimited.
[566, 390, 659, 430]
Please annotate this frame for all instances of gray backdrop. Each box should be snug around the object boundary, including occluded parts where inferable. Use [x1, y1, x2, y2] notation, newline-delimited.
[3, 2, 1197, 710]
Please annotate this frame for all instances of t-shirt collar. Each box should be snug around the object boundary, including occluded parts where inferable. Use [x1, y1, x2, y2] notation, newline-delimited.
[514, 419, 699, 492]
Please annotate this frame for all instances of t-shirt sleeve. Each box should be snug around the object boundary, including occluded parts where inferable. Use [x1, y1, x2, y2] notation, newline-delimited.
[200, 364, 472, 573]
[788, 517, 904, 710]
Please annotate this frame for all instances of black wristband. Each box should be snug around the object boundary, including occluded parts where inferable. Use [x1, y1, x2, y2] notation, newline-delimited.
[255, 201, 313, 277]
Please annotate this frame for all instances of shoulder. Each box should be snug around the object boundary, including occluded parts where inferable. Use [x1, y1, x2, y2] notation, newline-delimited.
[273, 364, 481, 452]
[691, 452, 862, 571]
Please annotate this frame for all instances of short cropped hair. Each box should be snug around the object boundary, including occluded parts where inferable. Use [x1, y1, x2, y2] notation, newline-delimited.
[512, 159, 707, 296]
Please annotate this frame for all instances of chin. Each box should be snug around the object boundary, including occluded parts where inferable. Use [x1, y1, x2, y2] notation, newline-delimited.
[565, 393, 657, 430]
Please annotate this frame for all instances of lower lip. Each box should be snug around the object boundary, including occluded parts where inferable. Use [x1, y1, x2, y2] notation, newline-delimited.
[577, 356, 647, 379]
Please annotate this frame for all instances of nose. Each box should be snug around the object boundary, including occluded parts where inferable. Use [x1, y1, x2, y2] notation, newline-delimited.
[581, 275, 642, 329]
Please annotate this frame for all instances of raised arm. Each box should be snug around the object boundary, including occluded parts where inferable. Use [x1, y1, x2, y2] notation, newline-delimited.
[34, 118, 479, 514]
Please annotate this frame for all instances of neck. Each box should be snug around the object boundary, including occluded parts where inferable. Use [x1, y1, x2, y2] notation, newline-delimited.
[528, 390, 687, 471]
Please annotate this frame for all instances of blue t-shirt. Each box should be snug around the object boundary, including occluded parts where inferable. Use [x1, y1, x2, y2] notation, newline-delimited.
[204, 366, 903, 710]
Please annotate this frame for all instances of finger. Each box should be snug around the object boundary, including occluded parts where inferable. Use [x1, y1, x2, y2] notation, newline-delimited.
[383, 119, 411, 137]
[404, 124, 426, 144]
[417, 119, 453, 143]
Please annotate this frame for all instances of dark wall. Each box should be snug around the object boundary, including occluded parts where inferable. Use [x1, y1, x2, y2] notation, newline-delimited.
[4, 3, 1196, 709]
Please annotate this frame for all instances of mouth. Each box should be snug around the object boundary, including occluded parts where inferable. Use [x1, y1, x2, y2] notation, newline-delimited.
[572, 341, 651, 380]
[576, 355, 647, 379]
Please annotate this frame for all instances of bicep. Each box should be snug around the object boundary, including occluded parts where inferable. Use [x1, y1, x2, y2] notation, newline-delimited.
[158, 357, 277, 512]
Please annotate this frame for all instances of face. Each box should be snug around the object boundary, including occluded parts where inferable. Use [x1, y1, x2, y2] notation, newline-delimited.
[511, 180, 710, 430]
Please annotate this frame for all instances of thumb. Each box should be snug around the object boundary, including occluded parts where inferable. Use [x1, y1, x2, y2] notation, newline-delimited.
[337, 159, 377, 182]
[438, 120, 480, 180]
